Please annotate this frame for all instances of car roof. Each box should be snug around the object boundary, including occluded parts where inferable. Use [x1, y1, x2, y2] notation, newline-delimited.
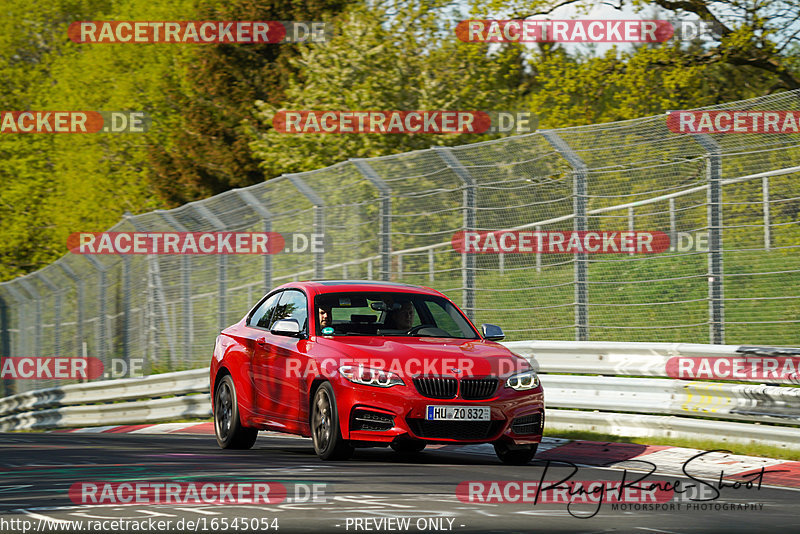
[276, 280, 446, 297]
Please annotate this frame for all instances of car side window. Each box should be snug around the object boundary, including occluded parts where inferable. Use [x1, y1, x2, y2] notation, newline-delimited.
[273, 290, 308, 332]
[249, 292, 282, 329]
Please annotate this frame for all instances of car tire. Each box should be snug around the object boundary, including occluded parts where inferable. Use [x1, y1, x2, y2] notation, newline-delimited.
[214, 374, 258, 450]
[311, 383, 354, 461]
[390, 440, 427, 454]
[494, 442, 538, 465]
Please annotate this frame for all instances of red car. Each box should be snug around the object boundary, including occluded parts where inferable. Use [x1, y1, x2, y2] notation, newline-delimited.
[210, 281, 544, 464]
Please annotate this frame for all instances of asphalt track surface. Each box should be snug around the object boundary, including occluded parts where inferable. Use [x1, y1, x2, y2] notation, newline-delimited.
[0, 432, 798, 534]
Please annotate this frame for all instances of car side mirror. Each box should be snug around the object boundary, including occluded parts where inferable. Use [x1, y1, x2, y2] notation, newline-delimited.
[481, 323, 505, 341]
[271, 318, 302, 337]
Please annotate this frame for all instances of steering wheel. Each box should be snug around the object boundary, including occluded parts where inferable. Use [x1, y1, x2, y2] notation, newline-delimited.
[407, 324, 437, 335]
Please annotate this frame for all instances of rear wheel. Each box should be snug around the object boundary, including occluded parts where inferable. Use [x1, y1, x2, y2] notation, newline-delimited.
[214, 374, 257, 449]
[494, 442, 538, 465]
[390, 440, 427, 454]
[311, 383, 354, 460]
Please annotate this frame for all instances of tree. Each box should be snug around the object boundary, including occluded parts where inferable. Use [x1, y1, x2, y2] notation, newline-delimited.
[249, 1, 525, 177]
[147, 0, 354, 205]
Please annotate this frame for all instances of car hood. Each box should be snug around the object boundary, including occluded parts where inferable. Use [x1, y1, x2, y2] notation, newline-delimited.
[315, 336, 530, 378]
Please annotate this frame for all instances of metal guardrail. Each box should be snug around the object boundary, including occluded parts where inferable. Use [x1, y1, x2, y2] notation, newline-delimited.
[545, 409, 800, 448]
[504, 340, 800, 384]
[0, 368, 208, 416]
[542, 375, 800, 424]
[0, 342, 799, 449]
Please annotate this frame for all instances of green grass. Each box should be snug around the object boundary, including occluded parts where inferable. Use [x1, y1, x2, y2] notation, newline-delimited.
[396, 246, 800, 346]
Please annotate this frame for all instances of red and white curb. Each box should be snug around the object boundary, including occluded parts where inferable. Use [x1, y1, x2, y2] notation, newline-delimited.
[53, 422, 800, 489]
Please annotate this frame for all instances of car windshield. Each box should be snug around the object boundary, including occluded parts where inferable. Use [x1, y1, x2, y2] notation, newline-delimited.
[314, 291, 479, 339]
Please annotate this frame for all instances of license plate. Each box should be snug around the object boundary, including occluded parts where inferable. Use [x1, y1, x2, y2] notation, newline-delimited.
[426, 406, 490, 421]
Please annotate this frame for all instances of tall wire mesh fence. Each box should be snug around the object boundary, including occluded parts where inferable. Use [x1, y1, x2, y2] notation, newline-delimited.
[2, 91, 800, 395]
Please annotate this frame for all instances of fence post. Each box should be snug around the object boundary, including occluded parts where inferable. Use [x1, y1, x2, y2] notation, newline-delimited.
[669, 198, 677, 251]
[191, 204, 230, 335]
[58, 263, 84, 362]
[763, 176, 771, 251]
[235, 188, 274, 293]
[535, 225, 542, 272]
[695, 134, 725, 344]
[286, 174, 326, 280]
[81, 256, 107, 368]
[36, 273, 61, 357]
[541, 131, 589, 341]
[17, 280, 42, 363]
[434, 147, 476, 321]
[154, 212, 191, 364]
[0, 287, 16, 397]
[352, 159, 392, 281]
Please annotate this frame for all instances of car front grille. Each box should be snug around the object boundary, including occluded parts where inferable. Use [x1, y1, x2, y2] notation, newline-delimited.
[510, 413, 542, 435]
[413, 377, 458, 399]
[406, 419, 504, 440]
[460, 378, 498, 400]
[412, 376, 498, 399]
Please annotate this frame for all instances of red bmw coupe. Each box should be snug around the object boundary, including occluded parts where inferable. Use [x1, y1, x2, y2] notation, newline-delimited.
[210, 280, 544, 464]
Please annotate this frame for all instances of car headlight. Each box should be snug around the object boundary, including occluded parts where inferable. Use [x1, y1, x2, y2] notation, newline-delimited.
[505, 370, 540, 391]
[339, 365, 404, 388]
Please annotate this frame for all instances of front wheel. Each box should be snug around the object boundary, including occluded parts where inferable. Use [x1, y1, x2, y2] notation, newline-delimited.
[494, 442, 538, 465]
[214, 374, 257, 449]
[311, 383, 354, 460]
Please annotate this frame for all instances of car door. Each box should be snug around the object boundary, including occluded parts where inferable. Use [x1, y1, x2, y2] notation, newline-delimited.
[247, 291, 282, 418]
[253, 289, 309, 426]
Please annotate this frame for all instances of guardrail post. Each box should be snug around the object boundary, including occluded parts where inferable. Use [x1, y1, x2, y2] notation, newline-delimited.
[434, 147, 476, 320]
[541, 131, 589, 341]
[352, 159, 392, 281]
[36, 273, 61, 357]
[235, 188, 274, 292]
[286, 174, 326, 280]
[58, 263, 84, 362]
[695, 134, 725, 344]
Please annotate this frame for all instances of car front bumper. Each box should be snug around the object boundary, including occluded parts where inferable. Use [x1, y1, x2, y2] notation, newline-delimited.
[332, 378, 544, 446]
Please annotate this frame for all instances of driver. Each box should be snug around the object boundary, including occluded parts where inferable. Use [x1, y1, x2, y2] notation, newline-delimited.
[386, 301, 415, 330]
[318, 304, 333, 328]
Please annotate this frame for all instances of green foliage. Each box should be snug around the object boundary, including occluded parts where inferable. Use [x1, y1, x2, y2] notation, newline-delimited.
[149, 0, 354, 205]
[249, 1, 525, 177]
